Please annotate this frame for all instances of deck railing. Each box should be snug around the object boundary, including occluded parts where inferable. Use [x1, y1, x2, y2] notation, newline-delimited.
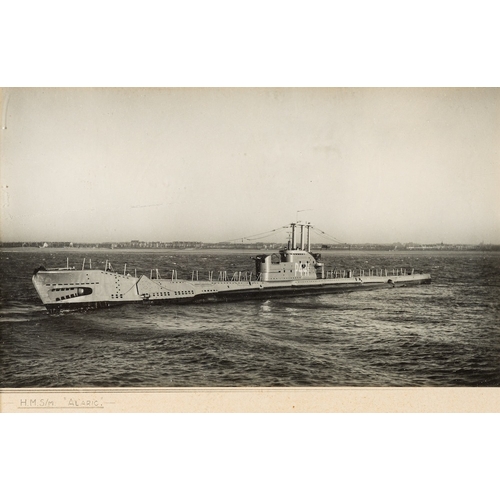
[153, 268, 418, 281]
[325, 268, 415, 279]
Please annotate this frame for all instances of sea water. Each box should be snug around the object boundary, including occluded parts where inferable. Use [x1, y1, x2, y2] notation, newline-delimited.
[1, 250, 499, 387]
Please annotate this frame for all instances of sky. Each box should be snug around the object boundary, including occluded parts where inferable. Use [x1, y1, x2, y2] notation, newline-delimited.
[1, 87, 499, 245]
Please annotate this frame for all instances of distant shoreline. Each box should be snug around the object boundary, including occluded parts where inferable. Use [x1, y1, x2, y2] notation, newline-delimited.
[1, 246, 259, 254]
[1, 247, 498, 256]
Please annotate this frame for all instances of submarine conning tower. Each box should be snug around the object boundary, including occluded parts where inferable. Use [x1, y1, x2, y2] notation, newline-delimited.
[255, 222, 324, 281]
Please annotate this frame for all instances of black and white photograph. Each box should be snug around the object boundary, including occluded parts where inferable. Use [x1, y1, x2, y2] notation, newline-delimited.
[1, 87, 499, 399]
[1, 3, 499, 500]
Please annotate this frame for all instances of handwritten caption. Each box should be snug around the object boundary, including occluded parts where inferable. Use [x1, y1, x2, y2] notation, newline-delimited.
[18, 396, 106, 410]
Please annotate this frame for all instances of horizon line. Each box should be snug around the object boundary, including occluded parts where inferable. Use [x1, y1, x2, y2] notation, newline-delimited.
[1, 240, 499, 248]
